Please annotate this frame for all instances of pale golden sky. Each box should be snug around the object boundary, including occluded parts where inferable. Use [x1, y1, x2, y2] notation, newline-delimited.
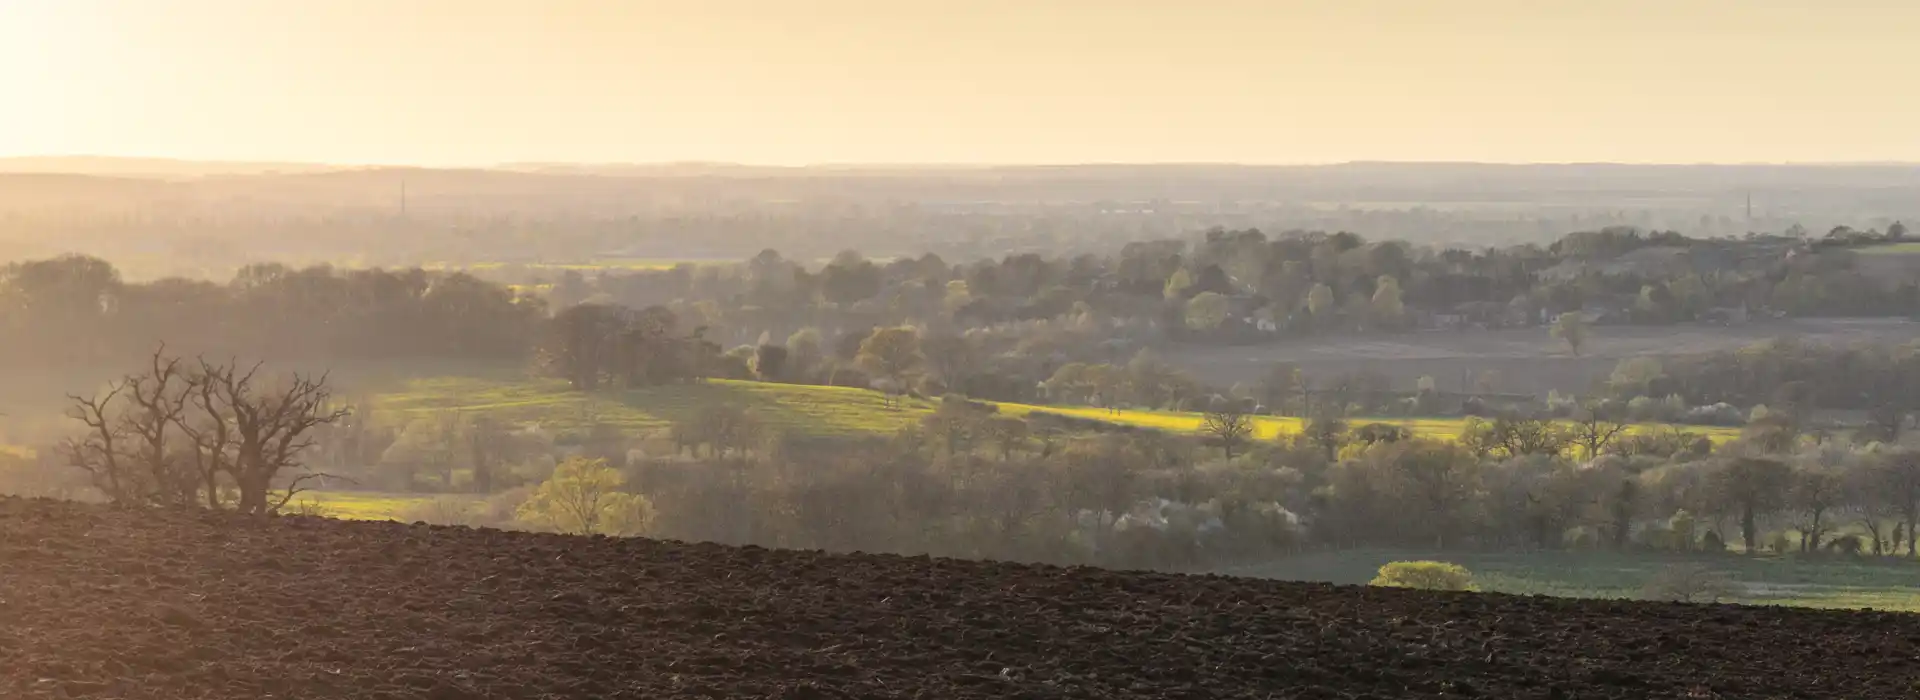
[1, 0, 1915, 165]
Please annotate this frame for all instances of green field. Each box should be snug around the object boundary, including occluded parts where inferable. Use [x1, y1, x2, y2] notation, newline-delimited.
[288, 490, 433, 521]
[373, 376, 940, 437]
[369, 376, 1739, 444]
[1222, 549, 1920, 611]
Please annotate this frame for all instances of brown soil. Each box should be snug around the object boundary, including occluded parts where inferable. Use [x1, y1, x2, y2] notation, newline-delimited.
[4, 497, 1917, 699]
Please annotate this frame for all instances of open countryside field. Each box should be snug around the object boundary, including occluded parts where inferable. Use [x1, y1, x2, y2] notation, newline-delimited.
[1162, 317, 1920, 397]
[370, 376, 1738, 445]
[1223, 549, 1920, 612]
[14, 498, 1920, 699]
[372, 376, 940, 438]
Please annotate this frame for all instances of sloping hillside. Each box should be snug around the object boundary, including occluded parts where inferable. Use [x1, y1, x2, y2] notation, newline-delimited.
[4, 497, 1918, 699]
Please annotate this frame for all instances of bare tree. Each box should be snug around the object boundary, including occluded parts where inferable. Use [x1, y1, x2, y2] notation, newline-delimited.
[63, 383, 135, 504]
[1877, 449, 1920, 558]
[62, 348, 199, 507]
[1201, 398, 1255, 460]
[65, 350, 348, 515]
[1791, 463, 1845, 553]
[1569, 402, 1630, 459]
[193, 359, 350, 515]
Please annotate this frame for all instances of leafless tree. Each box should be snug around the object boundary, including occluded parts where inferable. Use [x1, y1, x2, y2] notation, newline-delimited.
[1569, 402, 1631, 459]
[62, 348, 198, 507]
[1201, 398, 1255, 460]
[62, 349, 348, 515]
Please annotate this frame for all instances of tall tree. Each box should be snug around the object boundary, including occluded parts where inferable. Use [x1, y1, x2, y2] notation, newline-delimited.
[1713, 457, 1792, 554]
[1370, 275, 1406, 329]
[1551, 311, 1590, 357]
[544, 303, 621, 390]
[857, 327, 924, 405]
[1184, 292, 1230, 331]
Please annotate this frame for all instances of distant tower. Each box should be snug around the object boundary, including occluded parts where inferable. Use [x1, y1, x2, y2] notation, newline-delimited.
[400, 179, 409, 218]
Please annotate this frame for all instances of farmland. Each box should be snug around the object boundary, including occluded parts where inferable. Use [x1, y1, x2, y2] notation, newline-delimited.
[368, 376, 940, 438]
[366, 375, 1739, 444]
[9, 498, 1920, 700]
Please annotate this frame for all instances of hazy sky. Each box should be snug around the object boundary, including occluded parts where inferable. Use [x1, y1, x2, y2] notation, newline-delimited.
[2, 0, 1916, 165]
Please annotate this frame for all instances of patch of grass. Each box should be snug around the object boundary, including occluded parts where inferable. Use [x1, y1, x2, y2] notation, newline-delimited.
[1223, 548, 1920, 611]
[289, 491, 433, 521]
[374, 376, 938, 438]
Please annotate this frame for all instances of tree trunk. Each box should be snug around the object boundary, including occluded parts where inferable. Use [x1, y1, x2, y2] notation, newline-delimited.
[237, 472, 270, 516]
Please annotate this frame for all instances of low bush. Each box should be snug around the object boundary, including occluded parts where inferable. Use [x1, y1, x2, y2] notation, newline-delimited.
[1369, 561, 1476, 591]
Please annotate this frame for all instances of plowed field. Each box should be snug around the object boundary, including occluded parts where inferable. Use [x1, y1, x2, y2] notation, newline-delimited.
[4, 498, 1918, 699]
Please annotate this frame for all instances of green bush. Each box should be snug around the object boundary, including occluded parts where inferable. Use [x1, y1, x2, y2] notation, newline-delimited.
[1369, 561, 1477, 591]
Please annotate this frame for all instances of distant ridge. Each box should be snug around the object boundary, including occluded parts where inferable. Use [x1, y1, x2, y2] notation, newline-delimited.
[0, 156, 354, 179]
[8, 155, 1920, 180]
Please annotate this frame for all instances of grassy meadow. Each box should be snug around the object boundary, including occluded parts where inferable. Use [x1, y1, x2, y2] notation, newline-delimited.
[1223, 549, 1920, 612]
[371, 376, 940, 438]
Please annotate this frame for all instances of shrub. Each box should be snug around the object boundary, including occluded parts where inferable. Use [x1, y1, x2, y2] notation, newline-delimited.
[1369, 561, 1476, 591]
[1642, 563, 1739, 603]
[1700, 530, 1726, 552]
[515, 457, 657, 536]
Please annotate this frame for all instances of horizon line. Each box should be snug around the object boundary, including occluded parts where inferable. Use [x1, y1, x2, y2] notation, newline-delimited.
[6, 154, 1920, 171]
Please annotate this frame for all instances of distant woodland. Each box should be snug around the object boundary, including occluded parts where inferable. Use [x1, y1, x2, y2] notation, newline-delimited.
[3, 162, 1919, 280]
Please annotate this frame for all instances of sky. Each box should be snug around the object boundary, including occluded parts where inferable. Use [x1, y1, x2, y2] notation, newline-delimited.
[1, 0, 1916, 166]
